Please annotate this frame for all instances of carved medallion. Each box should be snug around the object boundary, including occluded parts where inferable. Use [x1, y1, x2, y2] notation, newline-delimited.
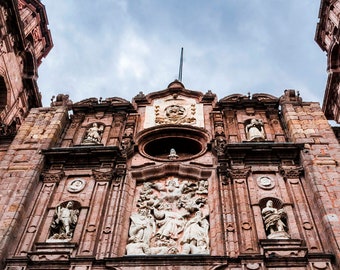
[257, 176, 275, 189]
[67, 179, 86, 193]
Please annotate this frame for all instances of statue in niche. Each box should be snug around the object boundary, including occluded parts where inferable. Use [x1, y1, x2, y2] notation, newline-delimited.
[168, 148, 179, 160]
[262, 200, 290, 239]
[128, 208, 156, 244]
[245, 119, 265, 141]
[83, 123, 104, 144]
[154, 202, 185, 241]
[181, 210, 210, 254]
[48, 201, 79, 241]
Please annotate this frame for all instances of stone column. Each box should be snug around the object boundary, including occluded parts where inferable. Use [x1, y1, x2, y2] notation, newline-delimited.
[228, 167, 259, 254]
[280, 90, 340, 267]
[77, 169, 113, 256]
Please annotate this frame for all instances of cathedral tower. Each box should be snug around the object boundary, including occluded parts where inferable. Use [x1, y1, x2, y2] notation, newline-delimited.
[0, 0, 52, 159]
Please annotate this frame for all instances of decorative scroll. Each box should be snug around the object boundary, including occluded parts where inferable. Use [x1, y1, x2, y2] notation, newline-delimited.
[126, 177, 210, 255]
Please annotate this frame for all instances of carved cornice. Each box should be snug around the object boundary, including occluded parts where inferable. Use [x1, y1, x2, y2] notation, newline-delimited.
[42, 146, 122, 169]
[222, 143, 304, 165]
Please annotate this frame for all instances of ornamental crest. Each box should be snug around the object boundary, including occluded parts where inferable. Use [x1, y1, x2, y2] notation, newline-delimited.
[155, 104, 196, 125]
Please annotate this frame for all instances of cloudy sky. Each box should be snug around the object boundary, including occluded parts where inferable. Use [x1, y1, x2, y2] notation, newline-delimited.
[38, 0, 327, 108]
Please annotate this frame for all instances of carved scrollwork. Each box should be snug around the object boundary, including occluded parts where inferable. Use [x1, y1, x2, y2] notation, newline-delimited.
[92, 169, 113, 182]
[279, 165, 303, 180]
[41, 171, 65, 183]
[227, 166, 251, 180]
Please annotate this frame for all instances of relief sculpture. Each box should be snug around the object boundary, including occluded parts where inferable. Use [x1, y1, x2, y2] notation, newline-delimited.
[126, 177, 209, 255]
[155, 104, 196, 125]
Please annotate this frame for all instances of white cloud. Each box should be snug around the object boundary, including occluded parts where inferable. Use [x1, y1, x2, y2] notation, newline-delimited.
[38, 0, 327, 108]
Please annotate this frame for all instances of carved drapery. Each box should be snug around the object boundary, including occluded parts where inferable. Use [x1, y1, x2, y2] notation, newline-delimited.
[126, 177, 210, 255]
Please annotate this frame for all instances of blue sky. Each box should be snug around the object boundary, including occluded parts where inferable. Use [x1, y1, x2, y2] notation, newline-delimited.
[38, 0, 327, 108]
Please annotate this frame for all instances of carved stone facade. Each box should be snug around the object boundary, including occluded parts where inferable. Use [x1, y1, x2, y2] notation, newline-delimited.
[0, 0, 52, 160]
[316, 0, 340, 123]
[0, 1, 340, 270]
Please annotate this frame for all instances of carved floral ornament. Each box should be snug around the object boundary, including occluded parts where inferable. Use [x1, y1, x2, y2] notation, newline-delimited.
[126, 177, 210, 255]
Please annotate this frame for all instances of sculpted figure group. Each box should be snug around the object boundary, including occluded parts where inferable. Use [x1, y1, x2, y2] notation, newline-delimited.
[126, 178, 210, 255]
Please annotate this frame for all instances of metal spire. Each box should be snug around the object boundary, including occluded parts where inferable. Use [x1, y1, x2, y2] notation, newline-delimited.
[178, 47, 183, 82]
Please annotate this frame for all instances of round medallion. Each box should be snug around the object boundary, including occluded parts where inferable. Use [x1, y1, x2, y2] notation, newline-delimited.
[257, 176, 275, 189]
[67, 178, 86, 193]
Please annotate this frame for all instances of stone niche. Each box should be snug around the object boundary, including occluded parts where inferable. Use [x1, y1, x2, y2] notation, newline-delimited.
[126, 176, 210, 256]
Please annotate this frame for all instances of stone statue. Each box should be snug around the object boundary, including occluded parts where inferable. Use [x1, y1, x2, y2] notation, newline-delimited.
[83, 123, 104, 144]
[48, 201, 79, 241]
[128, 208, 155, 244]
[181, 210, 209, 254]
[168, 148, 179, 160]
[246, 119, 265, 141]
[262, 200, 289, 239]
[126, 236, 151, 255]
[182, 239, 209, 255]
[154, 202, 185, 241]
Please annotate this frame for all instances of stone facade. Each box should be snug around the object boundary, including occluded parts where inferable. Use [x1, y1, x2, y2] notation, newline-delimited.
[1, 81, 339, 270]
[0, 0, 52, 160]
[1, 1, 340, 270]
[315, 0, 340, 123]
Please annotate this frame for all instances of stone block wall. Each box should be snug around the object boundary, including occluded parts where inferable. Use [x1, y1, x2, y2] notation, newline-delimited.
[0, 106, 68, 268]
